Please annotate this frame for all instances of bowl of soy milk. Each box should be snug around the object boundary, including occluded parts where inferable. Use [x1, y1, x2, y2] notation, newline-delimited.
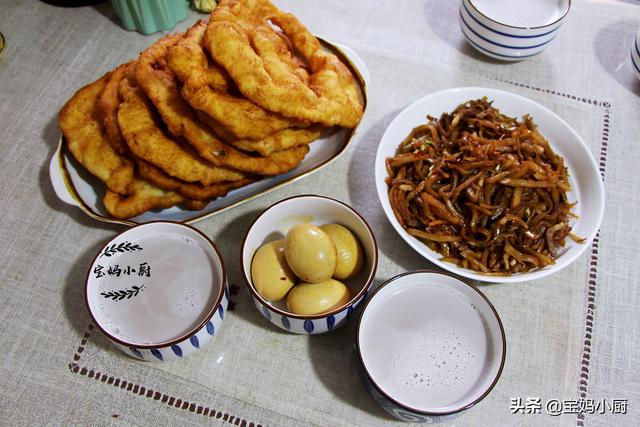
[85, 221, 228, 361]
[356, 270, 506, 422]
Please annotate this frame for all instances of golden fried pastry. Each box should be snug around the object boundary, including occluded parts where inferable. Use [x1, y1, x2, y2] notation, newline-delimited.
[199, 112, 323, 156]
[181, 199, 209, 210]
[181, 81, 298, 140]
[231, 126, 323, 156]
[136, 33, 309, 175]
[168, 21, 302, 140]
[135, 158, 254, 201]
[59, 72, 134, 196]
[96, 61, 134, 155]
[57, 0, 364, 220]
[59, 72, 203, 218]
[167, 21, 320, 155]
[103, 179, 188, 219]
[205, 0, 363, 127]
[165, 20, 231, 92]
[117, 78, 247, 186]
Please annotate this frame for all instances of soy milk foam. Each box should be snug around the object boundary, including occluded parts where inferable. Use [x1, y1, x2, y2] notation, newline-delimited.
[94, 234, 216, 345]
[472, 0, 565, 27]
[362, 284, 494, 411]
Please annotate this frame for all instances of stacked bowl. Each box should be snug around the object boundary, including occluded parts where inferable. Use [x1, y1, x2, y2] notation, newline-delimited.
[459, 0, 571, 61]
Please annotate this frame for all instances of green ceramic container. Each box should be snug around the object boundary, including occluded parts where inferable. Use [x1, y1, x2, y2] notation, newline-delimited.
[111, 0, 190, 35]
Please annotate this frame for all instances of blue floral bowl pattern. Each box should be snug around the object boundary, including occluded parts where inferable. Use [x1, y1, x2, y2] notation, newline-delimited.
[116, 285, 228, 362]
[85, 221, 228, 362]
[241, 195, 378, 334]
[251, 289, 366, 335]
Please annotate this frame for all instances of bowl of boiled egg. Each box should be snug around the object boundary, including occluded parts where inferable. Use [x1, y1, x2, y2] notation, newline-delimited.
[241, 195, 378, 334]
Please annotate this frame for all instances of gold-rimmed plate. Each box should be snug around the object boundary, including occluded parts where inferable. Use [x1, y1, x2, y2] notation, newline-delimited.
[50, 40, 369, 226]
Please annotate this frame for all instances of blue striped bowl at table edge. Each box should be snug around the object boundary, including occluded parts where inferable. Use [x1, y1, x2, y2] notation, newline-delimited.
[459, 0, 569, 61]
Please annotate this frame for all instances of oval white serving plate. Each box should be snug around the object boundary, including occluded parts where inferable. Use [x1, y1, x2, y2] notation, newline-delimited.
[374, 87, 604, 283]
[50, 40, 369, 226]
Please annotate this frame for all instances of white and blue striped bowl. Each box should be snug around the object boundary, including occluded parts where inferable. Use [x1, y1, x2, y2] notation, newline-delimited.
[85, 221, 228, 362]
[241, 195, 378, 334]
[459, 0, 571, 61]
[631, 30, 640, 81]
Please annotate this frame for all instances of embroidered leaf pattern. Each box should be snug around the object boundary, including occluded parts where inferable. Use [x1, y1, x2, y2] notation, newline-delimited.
[99, 242, 143, 258]
[101, 285, 145, 301]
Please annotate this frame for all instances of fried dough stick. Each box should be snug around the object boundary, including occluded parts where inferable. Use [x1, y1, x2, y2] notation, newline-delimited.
[386, 98, 580, 275]
[205, 0, 363, 127]
[96, 61, 249, 204]
[59, 72, 134, 195]
[59, 72, 202, 218]
[103, 179, 191, 219]
[136, 33, 309, 175]
[170, 20, 300, 140]
[96, 62, 135, 155]
[135, 158, 254, 201]
[117, 72, 247, 186]
[166, 21, 323, 155]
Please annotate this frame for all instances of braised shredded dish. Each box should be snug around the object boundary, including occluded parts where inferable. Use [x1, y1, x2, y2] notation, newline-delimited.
[386, 98, 583, 275]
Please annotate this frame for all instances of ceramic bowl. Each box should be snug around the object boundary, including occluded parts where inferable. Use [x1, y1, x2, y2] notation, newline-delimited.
[241, 195, 378, 334]
[85, 221, 228, 361]
[631, 30, 640, 81]
[374, 87, 605, 283]
[356, 271, 506, 422]
[459, 0, 571, 61]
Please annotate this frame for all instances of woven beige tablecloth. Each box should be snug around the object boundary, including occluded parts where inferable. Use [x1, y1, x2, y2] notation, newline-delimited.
[0, 0, 639, 426]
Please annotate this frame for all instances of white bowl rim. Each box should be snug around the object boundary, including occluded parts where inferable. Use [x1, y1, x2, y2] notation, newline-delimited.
[241, 194, 379, 319]
[374, 86, 605, 283]
[84, 220, 227, 349]
[466, 0, 572, 30]
[355, 269, 507, 416]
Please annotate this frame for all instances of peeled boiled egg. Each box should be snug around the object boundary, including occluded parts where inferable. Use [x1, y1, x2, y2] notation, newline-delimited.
[251, 240, 296, 301]
[284, 223, 336, 283]
[320, 223, 363, 280]
[287, 279, 351, 315]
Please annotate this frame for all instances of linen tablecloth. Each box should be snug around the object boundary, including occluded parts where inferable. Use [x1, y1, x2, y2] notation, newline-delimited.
[0, 1, 638, 425]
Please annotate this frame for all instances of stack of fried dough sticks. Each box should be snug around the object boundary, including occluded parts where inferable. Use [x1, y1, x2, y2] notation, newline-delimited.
[58, 0, 364, 219]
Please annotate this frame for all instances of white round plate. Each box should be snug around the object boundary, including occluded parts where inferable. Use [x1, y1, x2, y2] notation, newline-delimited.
[374, 87, 605, 283]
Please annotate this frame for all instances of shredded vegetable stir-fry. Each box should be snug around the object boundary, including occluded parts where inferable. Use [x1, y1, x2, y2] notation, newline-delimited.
[386, 98, 583, 275]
